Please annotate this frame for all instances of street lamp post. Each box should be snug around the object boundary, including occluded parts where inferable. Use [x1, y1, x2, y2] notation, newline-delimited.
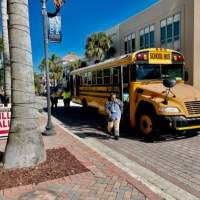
[41, 0, 56, 135]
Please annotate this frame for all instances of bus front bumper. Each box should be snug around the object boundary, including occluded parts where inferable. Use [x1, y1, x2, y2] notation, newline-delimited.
[159, 116, 200, 131]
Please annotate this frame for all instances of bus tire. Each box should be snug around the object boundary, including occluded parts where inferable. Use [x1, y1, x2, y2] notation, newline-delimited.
[82, 99, 88, 110]
[136, 108, 158, 139]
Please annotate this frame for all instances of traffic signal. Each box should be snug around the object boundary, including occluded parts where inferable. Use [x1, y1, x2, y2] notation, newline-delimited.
[53, 0, 65, 9]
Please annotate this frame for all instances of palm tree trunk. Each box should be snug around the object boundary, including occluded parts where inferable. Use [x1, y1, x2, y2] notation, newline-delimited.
[1, 0, 11, 103]
[3, 0, 46, 169]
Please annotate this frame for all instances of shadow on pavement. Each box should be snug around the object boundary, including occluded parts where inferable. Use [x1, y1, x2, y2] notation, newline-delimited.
[48, 105, 199, 143]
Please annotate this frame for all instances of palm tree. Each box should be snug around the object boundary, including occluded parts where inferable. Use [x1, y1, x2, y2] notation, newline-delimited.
[34, 72, 41, 95]
[85, 32, 112, 62]
[1, 0, 11, 103]
[49, 54, 63, 86]
[3, 0, 46, 169]
[39, 58, 46, 73]
[69, 59, 87, 71]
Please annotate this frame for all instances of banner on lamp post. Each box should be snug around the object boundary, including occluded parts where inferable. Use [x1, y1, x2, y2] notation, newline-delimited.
[48, 15, 62, 43]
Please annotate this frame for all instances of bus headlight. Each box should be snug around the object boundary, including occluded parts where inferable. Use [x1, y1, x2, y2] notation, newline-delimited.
[161, 107, 180, 113]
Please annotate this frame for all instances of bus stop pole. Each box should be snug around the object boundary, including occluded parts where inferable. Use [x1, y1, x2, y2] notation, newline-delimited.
[41, 0, 56, 136]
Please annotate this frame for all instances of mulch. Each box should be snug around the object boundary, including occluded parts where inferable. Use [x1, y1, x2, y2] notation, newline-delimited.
[0, 148, 89, 190]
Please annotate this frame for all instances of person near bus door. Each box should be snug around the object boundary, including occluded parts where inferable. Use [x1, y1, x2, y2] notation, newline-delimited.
[50, 90, 58, 109]
[105, 93, 123, 140]
[62, 88, 71, 108]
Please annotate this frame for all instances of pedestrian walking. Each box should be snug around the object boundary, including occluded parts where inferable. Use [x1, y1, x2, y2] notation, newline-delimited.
[105, 93, 123, 140]
[62, 88, 71, 108]
[50, 90, 58, 109]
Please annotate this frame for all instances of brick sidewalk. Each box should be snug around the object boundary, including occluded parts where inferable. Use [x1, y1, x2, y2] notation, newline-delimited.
[0, 114, 163, 200]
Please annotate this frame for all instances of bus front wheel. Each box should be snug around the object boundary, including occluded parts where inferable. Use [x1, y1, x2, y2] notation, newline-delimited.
[136, 111, 157, 138]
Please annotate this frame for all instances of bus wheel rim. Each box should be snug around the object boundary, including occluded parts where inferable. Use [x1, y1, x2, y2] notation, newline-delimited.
[140, 115, 153, 135]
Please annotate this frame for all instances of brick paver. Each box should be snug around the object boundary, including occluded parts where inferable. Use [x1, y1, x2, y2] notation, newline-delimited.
[0, 113, 161, 200]
[99, 134, 200, 198]
[49, 105, 200, 199]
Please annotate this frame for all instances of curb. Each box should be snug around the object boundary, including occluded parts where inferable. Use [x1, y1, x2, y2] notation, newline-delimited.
[46, 113, 164, 200]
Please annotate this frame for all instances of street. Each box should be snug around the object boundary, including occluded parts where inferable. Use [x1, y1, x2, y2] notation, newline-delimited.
[51, 101, 200, 199]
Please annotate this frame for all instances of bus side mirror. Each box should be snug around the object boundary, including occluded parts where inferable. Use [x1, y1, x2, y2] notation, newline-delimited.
[184, 71, 189, 82]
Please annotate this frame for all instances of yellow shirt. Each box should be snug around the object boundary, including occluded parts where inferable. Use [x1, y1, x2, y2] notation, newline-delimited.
[62, 91, 71, 99]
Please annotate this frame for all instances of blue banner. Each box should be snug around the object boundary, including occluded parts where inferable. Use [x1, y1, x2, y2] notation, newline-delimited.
[48, 15, 62, 43]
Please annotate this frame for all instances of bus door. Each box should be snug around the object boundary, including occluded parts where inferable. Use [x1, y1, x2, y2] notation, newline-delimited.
[112, 67, 120, 96]
[72, 75, 77, 97]
[121, 65, 130, 122]
[122, 65, 130, 102]
[76, 75, 80, 96]
[112, 65, 129, 101]
[72, 75, 81, 97]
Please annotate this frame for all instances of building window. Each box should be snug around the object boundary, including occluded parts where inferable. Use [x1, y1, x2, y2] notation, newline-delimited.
[140, 25, 154, 49]
[149, 25, 155, 47]
[140, 29, 144, 49]
[124, 37, 128, 54]
[124, 33, 136, 53]
[174, 14, 180, 41]
[160, 13, 181, 50]
[127, 35, 131, 53]
[131, 33, 136, 52]
[160, 19, 166, 45]
[167, 17, 173, 43]
[144, 27, 149, 48]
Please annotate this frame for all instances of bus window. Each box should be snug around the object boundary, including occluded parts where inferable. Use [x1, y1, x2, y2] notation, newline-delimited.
[80, 75, 82, 86]
[104, 69, 111, 85]
[123, 66, 129, 84]
[76, 75, 80, 95]
[97, 70, 103, 85]
[88, 72, 92, 85]
[130, 65, 136, 81]
[83, 72, 88, 85]
[161, 64, 183, 80]
[92, 71, 97, 85]
[136, 64, 161, 80]
[122, 66, 130, 102]
[112, 67, 120, 85]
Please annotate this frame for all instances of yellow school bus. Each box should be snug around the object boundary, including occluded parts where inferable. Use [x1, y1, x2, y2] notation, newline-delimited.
[70, 48, 200, 137]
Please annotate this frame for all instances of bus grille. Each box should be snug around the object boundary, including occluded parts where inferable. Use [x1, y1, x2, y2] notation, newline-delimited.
[185, 101, 200, 115]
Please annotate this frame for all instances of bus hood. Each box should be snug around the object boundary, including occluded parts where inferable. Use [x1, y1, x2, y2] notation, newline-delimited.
[140, 83, 200, 102]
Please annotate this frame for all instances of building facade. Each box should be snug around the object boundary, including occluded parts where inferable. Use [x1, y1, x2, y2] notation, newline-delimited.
[106, 0, 200, 89]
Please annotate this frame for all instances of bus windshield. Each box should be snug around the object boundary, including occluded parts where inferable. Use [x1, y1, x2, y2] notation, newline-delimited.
[135, 64, 183, 81]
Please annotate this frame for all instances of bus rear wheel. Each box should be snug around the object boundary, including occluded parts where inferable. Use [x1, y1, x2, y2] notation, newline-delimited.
[137, 111, 157, 139]
[82, 99, 88, 110]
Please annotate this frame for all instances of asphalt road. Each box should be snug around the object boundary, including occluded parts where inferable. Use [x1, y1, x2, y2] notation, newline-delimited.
[51, 102, 200, 198]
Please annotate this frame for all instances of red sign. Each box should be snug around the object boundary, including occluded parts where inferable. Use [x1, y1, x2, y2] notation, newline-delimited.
[0, 108, 11, 139]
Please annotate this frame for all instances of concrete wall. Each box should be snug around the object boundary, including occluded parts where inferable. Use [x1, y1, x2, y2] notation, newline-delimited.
[193, 0, 200, 88]
[105, 0, 200, 88]
[106, 25, 121, 57]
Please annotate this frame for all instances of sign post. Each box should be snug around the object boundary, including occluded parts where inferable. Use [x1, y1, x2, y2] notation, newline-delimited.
[41, 0, 56, 136]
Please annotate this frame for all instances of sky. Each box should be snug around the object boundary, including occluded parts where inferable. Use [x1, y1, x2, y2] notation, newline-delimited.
[3, 0, 159, 72]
